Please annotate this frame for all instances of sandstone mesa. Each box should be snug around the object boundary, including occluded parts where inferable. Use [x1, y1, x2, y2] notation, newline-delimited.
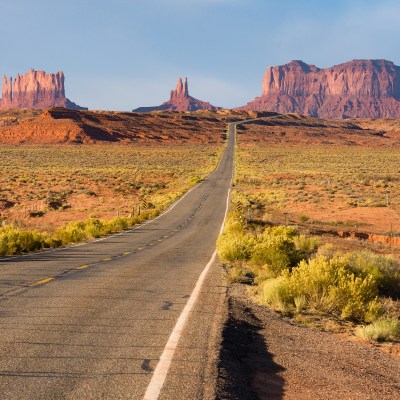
[241, 59, 400, 118]
[133, 77, 221, 112]
[0, 68, 86, 110]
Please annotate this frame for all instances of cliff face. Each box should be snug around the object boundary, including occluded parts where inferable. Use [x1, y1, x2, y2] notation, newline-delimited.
[242, 60, 400, 118]
[133, 77, 220, 112]
[0, 69, 87, 110]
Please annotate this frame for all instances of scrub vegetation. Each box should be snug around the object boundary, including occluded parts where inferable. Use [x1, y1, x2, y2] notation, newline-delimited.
[236, 144, 400, 233]
[0, 143, 223, 256]
[219, 133, 400, 342]
[218, 211, 400, 341]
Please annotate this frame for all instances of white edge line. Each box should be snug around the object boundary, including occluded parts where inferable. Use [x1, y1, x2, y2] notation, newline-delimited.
[142, 125, 234, 400]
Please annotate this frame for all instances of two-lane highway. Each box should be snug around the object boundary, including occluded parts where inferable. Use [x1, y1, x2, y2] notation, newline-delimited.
[0, 123, 236, 399]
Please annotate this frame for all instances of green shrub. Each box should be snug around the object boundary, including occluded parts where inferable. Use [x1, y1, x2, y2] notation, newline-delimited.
[257, 255, 379, 322]
[250, 235, 295, 275]
[53, 217, 134, 245]
[299, 215, 310, 222]
[294, 295, 307, 312]
[250, 227, 315, 276]
[355, 318, 400, 342]
[346, 251, 400, 298]
[0, 216, 138, 256]
[224, 264, 249, 284]
[217, 231, 255, 262]
[294, 235, 319, 259]
[257, 277, 293, 313]
[0, 226, 47, 256]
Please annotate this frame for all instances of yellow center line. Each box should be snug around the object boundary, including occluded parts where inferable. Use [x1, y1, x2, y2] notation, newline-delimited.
[103, 257, 112, 261]
[137, 247, 144, 250]
[76, 265, 89, 270]
[29, 277, 55, 287]
[122, 252, 131, 255]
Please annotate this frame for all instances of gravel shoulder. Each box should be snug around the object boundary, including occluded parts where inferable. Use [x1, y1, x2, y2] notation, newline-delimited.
[216, 284, 400, 400]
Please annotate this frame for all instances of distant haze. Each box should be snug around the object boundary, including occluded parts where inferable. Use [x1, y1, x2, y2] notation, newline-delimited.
[2, 0, 400, 110]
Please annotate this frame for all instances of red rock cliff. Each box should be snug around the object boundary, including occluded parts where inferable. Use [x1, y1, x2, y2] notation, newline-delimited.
[133, 77, 220, 112]
[242, 60, 400, 118]
[0, 68, 87, 110]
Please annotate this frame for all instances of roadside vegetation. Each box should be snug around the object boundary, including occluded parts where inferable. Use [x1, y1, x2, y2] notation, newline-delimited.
[218, 209, 400, 342]
[0, 144, 223, 256]
[0, 213, 158, 256]
[219, 134, 400, 342]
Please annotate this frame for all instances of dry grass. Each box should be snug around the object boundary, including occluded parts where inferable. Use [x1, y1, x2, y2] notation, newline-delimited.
[235, 143, 400, 234]
[0, 144, 223, 232]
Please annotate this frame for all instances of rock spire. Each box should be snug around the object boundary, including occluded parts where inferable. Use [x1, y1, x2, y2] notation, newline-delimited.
[133, 77, 220, 112]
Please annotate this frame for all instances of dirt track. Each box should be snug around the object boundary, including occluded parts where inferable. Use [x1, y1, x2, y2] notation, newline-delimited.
[217, 286, 400, 400]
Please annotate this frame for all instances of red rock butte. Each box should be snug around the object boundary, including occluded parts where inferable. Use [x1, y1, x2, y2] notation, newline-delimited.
[241, 59, 400, 118]
[133, 77, 221, 112]
[0, 68, 87, 110]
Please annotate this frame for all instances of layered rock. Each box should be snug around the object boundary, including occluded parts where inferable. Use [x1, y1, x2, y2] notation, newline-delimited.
[0, 68, 87, 110]
[133, 77, 220, 112]
[242, 60, 400, 118]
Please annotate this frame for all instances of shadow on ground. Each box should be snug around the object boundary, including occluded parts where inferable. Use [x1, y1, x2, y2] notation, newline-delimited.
[216, 296, 285, 400]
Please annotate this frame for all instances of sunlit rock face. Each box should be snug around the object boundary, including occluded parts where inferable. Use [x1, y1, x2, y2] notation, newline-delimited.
[0, 68, 86, 110]
[242, 60, 400, 118]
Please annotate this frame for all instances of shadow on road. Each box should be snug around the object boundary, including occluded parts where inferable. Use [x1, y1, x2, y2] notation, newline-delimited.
[216, 297, 285, 400]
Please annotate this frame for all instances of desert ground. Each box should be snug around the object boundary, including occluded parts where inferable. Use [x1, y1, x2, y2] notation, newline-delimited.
[0, 108, 258, 233]
[1, 109, 400, 399]
[235, 114, 400, 251]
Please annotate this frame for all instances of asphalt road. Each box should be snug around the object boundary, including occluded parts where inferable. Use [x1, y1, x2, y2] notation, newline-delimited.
[0, 124, 236, 399]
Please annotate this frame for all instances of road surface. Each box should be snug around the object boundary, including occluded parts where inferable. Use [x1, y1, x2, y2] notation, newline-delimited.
[0, 124, 236, 399]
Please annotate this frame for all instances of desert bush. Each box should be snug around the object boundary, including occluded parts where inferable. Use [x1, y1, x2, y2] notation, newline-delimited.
[0, 226, 47, 256]
[0, 215, 141, 256]
[257, 255, 379, 322]
[257, 276, 294, 314]
[224, 264, 250, 284]
[53, 217, 135, 246]
[299, 215, 310, 222]
[294, 294, 307, 312]
[293, 234, 319, 260]
[218, 217, 319, 280]
[217, 231, 255, 262]
[355, 318, 400, 342]
[250, 227, 300, 276]
[346, 251, 400, 298]
[45, 190, 70, 210]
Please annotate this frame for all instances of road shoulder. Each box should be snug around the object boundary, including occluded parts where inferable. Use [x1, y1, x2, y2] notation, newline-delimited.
[216, 284, 400, 400]
[158, 263, 228, 400]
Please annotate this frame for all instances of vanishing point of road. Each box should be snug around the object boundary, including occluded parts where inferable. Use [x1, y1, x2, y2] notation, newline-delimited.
[0, 124, 236, 399]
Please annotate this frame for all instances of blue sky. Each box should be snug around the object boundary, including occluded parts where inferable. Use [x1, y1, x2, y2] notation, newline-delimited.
[2, 0, 400, 110]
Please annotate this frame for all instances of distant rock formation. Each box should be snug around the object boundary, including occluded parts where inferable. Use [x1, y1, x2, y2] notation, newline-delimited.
[0, 68, 87, 110]
[241, 59, 400, 118]
[133, 77, 221, 112]
[0, 107, 231, 144]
